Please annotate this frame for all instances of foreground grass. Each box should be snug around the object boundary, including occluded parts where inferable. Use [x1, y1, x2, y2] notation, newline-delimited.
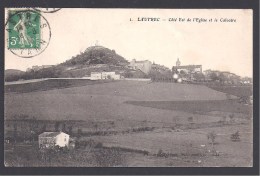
[5, 143, 128, 167]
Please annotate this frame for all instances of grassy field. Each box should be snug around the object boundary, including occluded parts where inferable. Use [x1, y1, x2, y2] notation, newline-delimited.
[207, 85, 253, 97]
[5, 81, 235, 121]
[5, 79, 111, 93]
[87, 122, 252, 167]
[4, 80, 253, 167]
[126, 99, 252, 115]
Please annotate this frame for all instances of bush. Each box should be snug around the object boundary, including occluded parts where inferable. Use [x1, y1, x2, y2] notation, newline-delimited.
[230, 131, 240, 142]
[93, 148, 126, 167]
[188, 117, 193, 123]
[157, 149, 169, 157]
[95, 142, 103, 148]
[77, 129, 83, 137]
[229, 114, 235, 123]
[207, 131, 217, 146]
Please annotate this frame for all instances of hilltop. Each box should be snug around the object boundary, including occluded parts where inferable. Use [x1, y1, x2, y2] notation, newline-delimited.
[60, 46, 129, 66]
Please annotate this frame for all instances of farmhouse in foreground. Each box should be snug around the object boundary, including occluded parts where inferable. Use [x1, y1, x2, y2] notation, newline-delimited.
[38, 132, 70, 149]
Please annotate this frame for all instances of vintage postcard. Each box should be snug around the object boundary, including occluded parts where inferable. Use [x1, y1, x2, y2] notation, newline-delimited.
[4, 8, 253, 168]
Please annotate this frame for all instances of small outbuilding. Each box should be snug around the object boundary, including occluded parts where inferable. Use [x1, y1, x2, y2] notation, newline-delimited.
[38, 132, 70, 149]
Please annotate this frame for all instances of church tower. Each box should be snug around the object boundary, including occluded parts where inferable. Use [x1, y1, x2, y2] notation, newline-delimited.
[176, 58, 181, 66]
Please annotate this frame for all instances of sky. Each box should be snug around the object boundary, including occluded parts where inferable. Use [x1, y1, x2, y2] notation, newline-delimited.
[5, 8, 253, 77]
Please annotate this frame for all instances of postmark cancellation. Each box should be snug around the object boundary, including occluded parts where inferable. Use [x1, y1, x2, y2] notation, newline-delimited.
[5, 10, 51, 58]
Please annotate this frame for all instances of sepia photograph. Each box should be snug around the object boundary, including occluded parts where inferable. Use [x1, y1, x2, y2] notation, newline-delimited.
[4, 7, 254, 168]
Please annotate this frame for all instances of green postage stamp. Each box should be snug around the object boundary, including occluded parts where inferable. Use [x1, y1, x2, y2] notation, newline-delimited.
[8, 10, 41, 49]
[6, 9, 51, 58]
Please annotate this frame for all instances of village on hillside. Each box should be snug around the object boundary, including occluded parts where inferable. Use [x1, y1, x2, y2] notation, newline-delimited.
[5, 45, 252, 86]
[4, 45, 253, 167]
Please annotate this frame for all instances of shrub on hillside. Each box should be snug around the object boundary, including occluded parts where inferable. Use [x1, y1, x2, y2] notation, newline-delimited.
[93, 148, 126, 167]
[229, 114, 235, 123]
[230, 131, 241, 142]
[207, 131, 217, 147]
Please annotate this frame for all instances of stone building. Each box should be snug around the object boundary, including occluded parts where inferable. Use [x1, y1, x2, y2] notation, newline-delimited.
[129, 59, 152, 74]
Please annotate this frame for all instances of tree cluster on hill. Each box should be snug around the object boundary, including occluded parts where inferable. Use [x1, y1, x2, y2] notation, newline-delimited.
[205, 72, 242, 85]
[149, 69, 172, 81]
[5, 67, 62, 82]
[178, 69, 248, 85]
[60, 46, 128, 67]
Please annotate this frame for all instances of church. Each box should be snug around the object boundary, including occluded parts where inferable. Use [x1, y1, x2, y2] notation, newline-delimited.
[172, 58, 202, 74]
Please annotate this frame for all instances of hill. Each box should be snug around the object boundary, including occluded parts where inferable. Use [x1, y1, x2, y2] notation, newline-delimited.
[60, 46, 128, 66]
[5, 46, 131, 81]
[54, 45, 130, 77]
[5, 69, 25, 82]
[5, 69, 24, 75]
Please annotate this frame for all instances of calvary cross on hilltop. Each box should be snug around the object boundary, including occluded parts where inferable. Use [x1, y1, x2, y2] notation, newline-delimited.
[95, 40, 99, 46]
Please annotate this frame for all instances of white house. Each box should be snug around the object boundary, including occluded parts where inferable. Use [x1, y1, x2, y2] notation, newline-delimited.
[101, 72, 120, 80]
[38, 132, 70, 149]
[89, 72, 120, 80]
[90, 72, 102, 80]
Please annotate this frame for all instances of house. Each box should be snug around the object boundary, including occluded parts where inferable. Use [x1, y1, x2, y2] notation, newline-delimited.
[128, 69, 147, 78]
[89, 72, 120, 80]
[90, 72, 102, 80]
[38, 132, 70, 149]
[129, 59, 152, 74]
[101, 72, 120, 80]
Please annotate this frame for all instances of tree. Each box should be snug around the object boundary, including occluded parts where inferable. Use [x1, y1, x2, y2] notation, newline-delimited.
[229, 114, 235, 123]
[41, 124, 47, 133]
[29, 117, 39, 142]
[207, 131, 217, 149]
[68, 125, 73, 135]
[71, 60, 76, 65]
[54, 121, 61, 132]
[93, 148, 126, 167]
[221, 116, 227, 125]
[94, 124, 98, 132]
[62, 123, 66, 132]
[179, 70, 188, 78]
[193, 72, 205, 82]
[107, 75, 112, 79]
[77, 128, 83, 138]
[209, 72, 218, 81]
[124, 71, 133, 78]
[13, 123, 17, 143]
[230, 131, 240, 142]
[188, 116, 193, 123]
[218, 73, 226, 84]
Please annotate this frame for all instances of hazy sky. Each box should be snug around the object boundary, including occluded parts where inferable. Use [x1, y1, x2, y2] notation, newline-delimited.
[5, 9, 252, 77]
